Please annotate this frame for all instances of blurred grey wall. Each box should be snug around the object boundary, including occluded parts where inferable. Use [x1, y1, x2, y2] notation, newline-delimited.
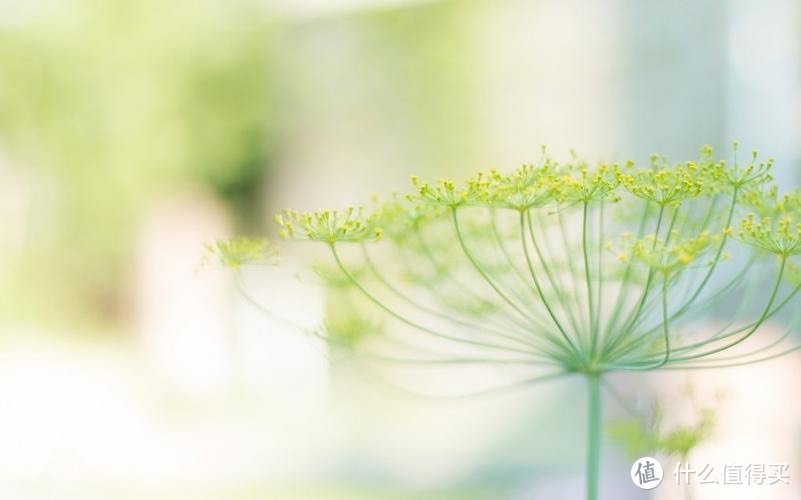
[620, 0, 800, 182]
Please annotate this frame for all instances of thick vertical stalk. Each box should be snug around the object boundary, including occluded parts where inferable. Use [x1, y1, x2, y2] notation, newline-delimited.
[586, 373, 602, 500]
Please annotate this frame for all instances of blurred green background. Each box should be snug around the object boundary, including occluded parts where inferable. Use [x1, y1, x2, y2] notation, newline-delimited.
[0, 0, 799, 499]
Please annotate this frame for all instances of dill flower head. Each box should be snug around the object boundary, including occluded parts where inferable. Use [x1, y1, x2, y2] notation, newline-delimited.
[258, 145, 800, 379]
[724, 146, 774, 188]
[550, 160, 621, 204]
[410, 176, 478, 207]
[622, 230, 720, 275]
[738, 214, 801, 256]
[466, 165, 555, 211]
[372, 196, 441, 242]
[616, 156, 718, 205]
[741, 185, 801, 217]
[274, 206, 382, 243]
[205, 237, 278, 268]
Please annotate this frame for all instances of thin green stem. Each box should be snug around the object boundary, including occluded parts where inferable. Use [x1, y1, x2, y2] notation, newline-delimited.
[363, 353, 557, 366]
[673, 256, 787, 361]
[365, 368, 569, 401]
[593, 201, 605, 359]
[557, 208, 591, 335]
[586, 373, 602, 500]
[657, 343, 801, 370]
[481, 212, 546, 310]
[667, 267, 801, 357]
[527, 209, 585, 342]
[688, 301, 801, 364]
[603, 274, 673, 371]
[451, 208, 546, 329]
[490, 209, 541, 298]
[657, 274, 671, 367]
[620, 258, 756, 352]
[603, 201, 652, 339]
[409, 226, 553, 334]
[669, 187, 739, 319]
[601, 205, 665, 357]
[236, 267, 559, 367]
[235, 269, 309, 332]
[360, 244, 549, 352]
[605, 205, 680, 360]
[582, 202, 596, 356]
[612, 256, 790, 370]
[520, 210, 583, 362]
[330, 244, 546, 357]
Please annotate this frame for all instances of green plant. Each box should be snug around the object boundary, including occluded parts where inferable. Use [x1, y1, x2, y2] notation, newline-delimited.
[608, 384, 721, 500]
[214, 145, 801, 500]
[609, 405, 716, 463]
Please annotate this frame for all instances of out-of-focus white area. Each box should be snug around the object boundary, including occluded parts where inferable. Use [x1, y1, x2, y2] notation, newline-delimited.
[650, 342, 801, 500]
[136, 193, 236, 396]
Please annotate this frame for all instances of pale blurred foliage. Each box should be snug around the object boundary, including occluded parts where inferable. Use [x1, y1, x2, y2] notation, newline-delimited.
[0, 0, 274, 324]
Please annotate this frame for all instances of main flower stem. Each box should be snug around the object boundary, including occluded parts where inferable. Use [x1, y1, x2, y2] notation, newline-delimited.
[586, 373, 602, 500]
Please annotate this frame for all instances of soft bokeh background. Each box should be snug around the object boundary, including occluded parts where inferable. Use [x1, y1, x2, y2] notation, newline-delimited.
[1, 0, 800, 499]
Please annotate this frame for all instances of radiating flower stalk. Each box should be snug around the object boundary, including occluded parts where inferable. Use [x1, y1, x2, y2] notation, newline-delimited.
[212, 145, 801, 500]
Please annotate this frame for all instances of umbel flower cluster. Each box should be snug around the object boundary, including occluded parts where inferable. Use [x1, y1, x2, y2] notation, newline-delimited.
[212, 145, 800, 500]
[266, 147, 797, 371]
